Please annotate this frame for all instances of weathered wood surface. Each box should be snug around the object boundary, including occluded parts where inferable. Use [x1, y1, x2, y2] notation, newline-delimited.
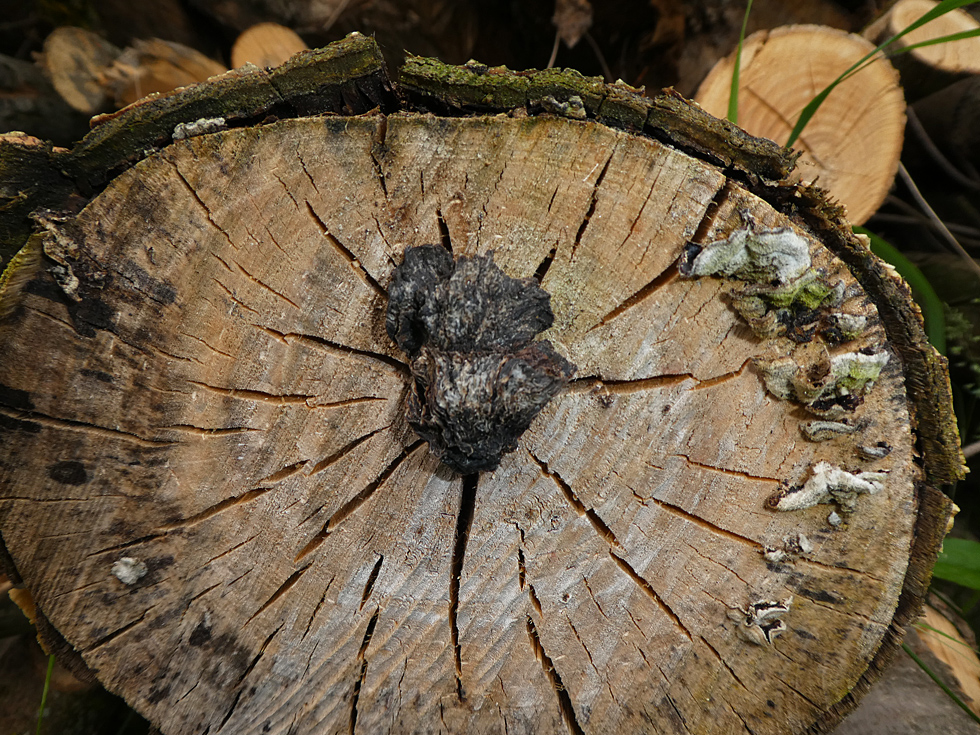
[0, 35, 965, 735]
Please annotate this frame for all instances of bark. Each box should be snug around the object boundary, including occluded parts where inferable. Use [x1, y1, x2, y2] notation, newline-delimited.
[0, 33, 966, 735]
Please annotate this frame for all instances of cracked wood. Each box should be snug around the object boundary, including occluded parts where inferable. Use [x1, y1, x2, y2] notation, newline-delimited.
[0, 109, 928, 735]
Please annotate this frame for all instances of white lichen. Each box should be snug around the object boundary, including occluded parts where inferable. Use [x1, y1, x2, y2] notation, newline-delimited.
[173, 116, 227, 140]
[827, 511, 843, 528]
[728, 597, 793, 645]
[111, 556, 148, 585]
[682, 216, 811, 285]
[771, 462, 888, 512]
[762, 534, 813, 564]
[857, 443, 892, 460]
[758, 350, 890, 418]
[800, 420, 858, 442]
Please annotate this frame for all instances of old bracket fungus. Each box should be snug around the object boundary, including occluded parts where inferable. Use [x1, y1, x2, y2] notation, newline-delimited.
[0, 33, 967, 735]
[386, 245, 576, 473]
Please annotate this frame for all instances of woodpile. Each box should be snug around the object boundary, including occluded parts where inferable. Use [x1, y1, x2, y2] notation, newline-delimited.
[0, 34, 965, 735]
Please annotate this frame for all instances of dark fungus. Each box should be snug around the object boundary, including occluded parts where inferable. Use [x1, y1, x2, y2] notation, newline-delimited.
[386, 245, 576, 473]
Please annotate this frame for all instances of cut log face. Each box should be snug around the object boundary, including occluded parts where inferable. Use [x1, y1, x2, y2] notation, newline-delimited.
[0, 44, 958, 735]
[695, 25, 906, 225]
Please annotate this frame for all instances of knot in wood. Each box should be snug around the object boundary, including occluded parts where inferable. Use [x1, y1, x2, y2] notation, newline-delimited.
[386, 245, 576, 473]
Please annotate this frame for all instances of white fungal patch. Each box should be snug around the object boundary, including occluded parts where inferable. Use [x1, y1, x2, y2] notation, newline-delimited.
[771, 462, 888, 512]
[800, 420, 858, 442]
[858, 443, 892, 460]
[828, 313, 868, 339]
[728, 597, 793, 645]
[111, 557, 148, 585]
[173, 117, 227, 140]
[758, 350, 889, 418]
[763, 533, 813, 564]
[682, 216, 811, 285]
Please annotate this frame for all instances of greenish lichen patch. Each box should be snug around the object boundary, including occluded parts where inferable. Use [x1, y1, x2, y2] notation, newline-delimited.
[758, 350, 890, 418]
[730, 269, 848, 341]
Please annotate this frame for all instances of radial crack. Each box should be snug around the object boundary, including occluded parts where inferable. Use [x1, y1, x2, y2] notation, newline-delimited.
[570, 150, 615, 262]
[302, 579, 335, 640]
[567, 374, 693, 395]
[229, 257, 301, 310]
[86, 609, 150, 652]
[449, 473, 477, 701]
[525, 615, 585, 735]
[243, 564, 312, 628]
[648, 496, 763, 551]
[0, 406, 174, 447]
[588, 258, 681, 331]
[169, 160, 239, 253]
[156, 487, 274, 532]
[305, 202, 387, 298]
[673, 454, 782, 483]
[295, 441, 424, 562]
[188, 380, 314, 404]
[307, 426, 391, 477]
[254, 325, 408, 373]
[436, 207, 453, 254]
[533, 245, 557, 283]
[350, 607, 381, 735]
[212, 277, 259, 314]
[528, 450, 621, 549]
[238, 624, 284, 684]
[260, 460, 309, 484]
[154, 424, 259, 437]
[360, 555, 384, 610]
[609, 550, 693, 641]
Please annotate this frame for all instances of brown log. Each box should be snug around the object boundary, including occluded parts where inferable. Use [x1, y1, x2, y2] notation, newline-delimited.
[0, 35, 965, 735]
[231, 23, 309, 70]
[101, 38, 228, 108]
[39, 26, 121, 115]
[864, 0, 980, 101]
[694, 25, 906, 226]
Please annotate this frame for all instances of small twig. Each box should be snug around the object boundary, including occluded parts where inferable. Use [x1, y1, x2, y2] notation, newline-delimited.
[898, 162, 980, 280]
[583, 31, 613, 82]
[547, 30, 560, 69]
[322, 0, 351, 33]
[868, 213, 980, 245]
[962, 438, 980, 461]
[906, 108, 980, 191]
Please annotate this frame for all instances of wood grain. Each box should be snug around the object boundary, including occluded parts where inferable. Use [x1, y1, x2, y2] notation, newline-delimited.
[0, 113, 928, 734]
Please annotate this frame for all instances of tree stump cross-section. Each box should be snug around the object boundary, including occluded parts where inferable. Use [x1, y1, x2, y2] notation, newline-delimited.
[0, 34, 965, 735]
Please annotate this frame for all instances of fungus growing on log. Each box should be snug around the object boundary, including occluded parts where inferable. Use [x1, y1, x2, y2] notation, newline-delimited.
[0, 34, 966, 735]
[387, 245, 576, 473]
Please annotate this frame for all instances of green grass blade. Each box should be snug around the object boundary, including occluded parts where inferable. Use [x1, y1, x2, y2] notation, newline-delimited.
[915, 621, 980, 652]
[728, 0, 754, 124]
[35, 654, 55, 735]
[892, 27, 980, 53]
[934, 538, 980, 590]
[785, 0, 978, 148]
[903, 642, 980, 725]
[854, 226, 947, 355]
